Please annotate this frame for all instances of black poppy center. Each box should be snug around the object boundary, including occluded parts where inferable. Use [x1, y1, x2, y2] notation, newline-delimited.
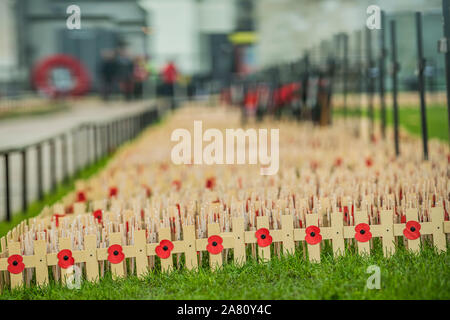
[410, 227, 416, 232]
[113, 250, 119, 256]
[212, 241, 218, 247]
[310, 232, 315, 237]
[360, 229, 365, 235]
[63, 255, 69, 261]
[163, 246, 168, 251]
[12, 261, 18, 266]
[261, 234, 266, 239]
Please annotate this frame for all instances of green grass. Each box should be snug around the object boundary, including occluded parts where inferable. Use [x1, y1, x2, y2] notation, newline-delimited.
[333, 104, 449, 142]
[1, 240, 448, 299]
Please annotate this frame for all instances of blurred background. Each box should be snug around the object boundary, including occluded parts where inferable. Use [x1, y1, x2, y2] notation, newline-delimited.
[0, 0, 448, 221]
[0, 0, 445, 100]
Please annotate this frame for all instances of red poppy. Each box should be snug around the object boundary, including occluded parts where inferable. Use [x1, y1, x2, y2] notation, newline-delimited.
[334, 157, 343, 167]
[65, 205, 74, 214]
[365, 157, 373, 167]
[255, 228, 272, 247]
[7, 255, 25, 274]
[93, 209, 102, 223]
[206, 235, 223, 254]
[53, 214, 65, 227]
[76, 191, 86, 202]
[155, 239, 174, 259]
[107, 244, 125, 264]
[172, 180, 182, 191]
[355, 223, 372, 242]
[206, 177, 216, 190]
[143, 185, 152, 197]
[403, 221, 421, 240]
[109, 187, 118, 198]
[57, 249, 75, 269]
[305, 226, 322, 245]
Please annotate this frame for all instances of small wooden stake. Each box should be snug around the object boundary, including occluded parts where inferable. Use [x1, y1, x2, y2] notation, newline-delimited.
[256, 216, 271, 263]
[158, 228, 173, 273]
[405, 208, 420, 253]
[8, 241, 23, 289]
[330, 212, 345, 257]
[354, 211, 370, 255]
[232, 217, 246, 266]
[109, 232, 125, 279]
[183, 224, 198, 271]
[207, 223, 223, 271]
[281, 215, 294, 255]
[33, 239, 48, 286]
[305, 214, 321, 262]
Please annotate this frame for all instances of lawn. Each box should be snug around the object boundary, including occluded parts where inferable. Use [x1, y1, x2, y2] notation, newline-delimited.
[1, 240, 448, 300]
[333, 104, 449, 142]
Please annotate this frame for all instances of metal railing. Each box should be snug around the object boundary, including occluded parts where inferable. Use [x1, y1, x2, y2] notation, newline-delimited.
[0, 104, 164, 222]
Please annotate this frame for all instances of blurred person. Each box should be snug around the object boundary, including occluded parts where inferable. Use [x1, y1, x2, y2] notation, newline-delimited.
[133, 56, 149, 100]
[116, 48, 134, 101]
[161, 60, 178, 110]
[99, 50, 118, 101]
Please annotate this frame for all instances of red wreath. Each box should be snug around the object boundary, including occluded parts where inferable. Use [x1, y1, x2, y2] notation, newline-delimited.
[206, 235, 223, 255]
[155, 240, 174, 259]
[107, 244, 125, 264]
[255, 228, 273, 247]
[305, 226, 322, 245]
[32, 54, 90, 97]
[8, 255, 25, 274]
[57, 249, 75, 269]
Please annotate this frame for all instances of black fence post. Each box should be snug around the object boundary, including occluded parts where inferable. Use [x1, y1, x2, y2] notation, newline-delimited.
[379, 10, 387, 139]
[50, 138, 56, 192]
[416, 12, 429, 160]
[36, 144, 44, 201]
[72, 129, 78, 175]
[93, 125, 98, 163]
[390, 20, 400, 156]
[441, 0, 450, 143]
[4, 153, 11, 221]
[21, 149, 28, 213]
[86, 125, 91, 167]
[62, 134, 68, 183]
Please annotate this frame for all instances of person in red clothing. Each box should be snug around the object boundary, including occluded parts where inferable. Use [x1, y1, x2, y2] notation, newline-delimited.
[161, 61, 178, 109]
